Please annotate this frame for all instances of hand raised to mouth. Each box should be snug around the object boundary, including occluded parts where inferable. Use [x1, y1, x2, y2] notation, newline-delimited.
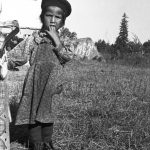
[45, 26, 62, 49]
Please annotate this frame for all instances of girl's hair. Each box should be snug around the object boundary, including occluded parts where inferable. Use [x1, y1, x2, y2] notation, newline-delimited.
[40, 8, 66, 28]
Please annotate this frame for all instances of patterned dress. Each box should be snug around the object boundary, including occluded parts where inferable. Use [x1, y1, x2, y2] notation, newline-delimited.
[7, 31, 98, 125]
[8, 31, 72, 125]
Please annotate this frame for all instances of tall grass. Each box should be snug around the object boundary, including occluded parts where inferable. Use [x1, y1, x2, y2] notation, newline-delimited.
[6, 61, 150, 150]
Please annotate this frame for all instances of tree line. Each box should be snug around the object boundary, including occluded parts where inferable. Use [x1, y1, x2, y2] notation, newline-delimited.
[3, 13, 150, 67]
[58, 13, 150, 67]
[95, 13, 150, 60]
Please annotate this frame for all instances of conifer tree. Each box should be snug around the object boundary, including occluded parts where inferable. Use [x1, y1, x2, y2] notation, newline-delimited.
[115, 13, 129, 57]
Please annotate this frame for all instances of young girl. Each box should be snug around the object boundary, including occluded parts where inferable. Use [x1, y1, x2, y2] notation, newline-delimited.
[7, 0, 72, 149]
[7, 0, 101, 149]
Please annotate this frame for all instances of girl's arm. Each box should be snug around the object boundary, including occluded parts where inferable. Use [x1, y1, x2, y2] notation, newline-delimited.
[45, 27, 74, 65]
[53, 37, 77, 65]
[54, 44, 74, 65]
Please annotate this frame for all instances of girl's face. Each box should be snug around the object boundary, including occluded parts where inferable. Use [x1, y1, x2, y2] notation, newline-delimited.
[43, 6, 64, 31]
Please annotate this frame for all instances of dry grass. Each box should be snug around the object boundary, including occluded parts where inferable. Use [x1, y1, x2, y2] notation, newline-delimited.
[5, 61, 150, 150]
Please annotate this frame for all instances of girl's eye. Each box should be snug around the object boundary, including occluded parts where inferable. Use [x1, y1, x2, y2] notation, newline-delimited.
[56, 15, 61, 18]
[45, 13, 62, 19]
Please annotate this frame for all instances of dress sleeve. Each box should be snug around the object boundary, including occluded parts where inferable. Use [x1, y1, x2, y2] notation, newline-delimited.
[53, 38, 77, 65]
[53, 45, 74, 65]
[7, 35, 34, 69]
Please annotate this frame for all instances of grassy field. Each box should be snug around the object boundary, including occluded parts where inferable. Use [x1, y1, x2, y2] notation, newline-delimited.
[4, 60, 150, 150]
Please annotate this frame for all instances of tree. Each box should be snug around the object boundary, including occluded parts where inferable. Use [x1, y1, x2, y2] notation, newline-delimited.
[128, 33, 143, 54]
[59, 27, 77, 40]
[70, 32, 77, 40]
[114, 13, 129, 57]
[95, 39, 106, 52]
[143, 40, 150, 53]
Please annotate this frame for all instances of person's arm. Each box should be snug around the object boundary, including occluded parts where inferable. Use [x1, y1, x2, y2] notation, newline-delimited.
[53, 43, 74, 65]
[7, 36, 34, 70]
[44, 27, 75, 65]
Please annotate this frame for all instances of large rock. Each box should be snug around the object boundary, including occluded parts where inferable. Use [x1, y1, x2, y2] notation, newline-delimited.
[60, 36, 106, 62]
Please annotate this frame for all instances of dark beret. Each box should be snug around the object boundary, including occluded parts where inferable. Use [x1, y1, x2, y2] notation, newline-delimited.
[41, 0, 72, 17]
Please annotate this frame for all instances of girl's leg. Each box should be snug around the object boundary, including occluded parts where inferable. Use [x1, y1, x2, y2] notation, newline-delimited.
[41, 123, 54, 150]
[29, 122, 43, 150]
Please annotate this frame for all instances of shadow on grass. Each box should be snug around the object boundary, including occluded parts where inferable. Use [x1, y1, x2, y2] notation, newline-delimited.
[9, 102, 29, 146]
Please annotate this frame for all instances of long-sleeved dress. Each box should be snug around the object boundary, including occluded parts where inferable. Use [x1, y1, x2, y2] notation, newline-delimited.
[7, 31, 73, 125]
[7, 31, 99, 125]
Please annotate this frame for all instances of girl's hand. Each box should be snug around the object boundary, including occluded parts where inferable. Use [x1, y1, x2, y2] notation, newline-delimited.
[45, 26, 62, 49]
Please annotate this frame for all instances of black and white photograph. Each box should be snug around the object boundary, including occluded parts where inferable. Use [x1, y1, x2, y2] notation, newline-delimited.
[0, 0, 150, 150]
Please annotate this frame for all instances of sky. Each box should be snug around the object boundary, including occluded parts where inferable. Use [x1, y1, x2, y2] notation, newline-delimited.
[0, 0, 150, 44]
